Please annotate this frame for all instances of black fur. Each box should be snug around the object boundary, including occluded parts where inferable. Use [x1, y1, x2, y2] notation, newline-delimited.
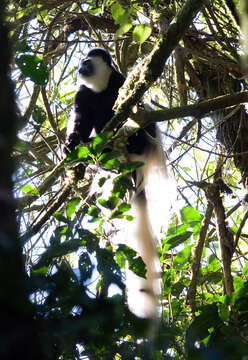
[65, 49, 166, 319]
[64, 48, 155, 155]
[86, 48, 112, 66]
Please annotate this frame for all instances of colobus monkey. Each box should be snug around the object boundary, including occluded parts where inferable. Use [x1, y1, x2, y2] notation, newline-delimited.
[64, 47, 156, 156]
[65, 48, 168, 319]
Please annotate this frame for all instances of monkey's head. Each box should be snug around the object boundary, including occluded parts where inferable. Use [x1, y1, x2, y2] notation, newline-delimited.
[79, 48, 112, 93]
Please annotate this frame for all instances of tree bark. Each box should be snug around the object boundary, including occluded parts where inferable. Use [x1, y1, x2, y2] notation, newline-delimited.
[0, 5, 42, 359]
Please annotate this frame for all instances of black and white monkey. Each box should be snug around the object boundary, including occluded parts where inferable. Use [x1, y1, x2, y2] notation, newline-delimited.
[65, 48, 169, 319]
[64, 47, 156, 157]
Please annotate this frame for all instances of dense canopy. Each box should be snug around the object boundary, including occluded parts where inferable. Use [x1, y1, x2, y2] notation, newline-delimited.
[1, 0, 248, 359]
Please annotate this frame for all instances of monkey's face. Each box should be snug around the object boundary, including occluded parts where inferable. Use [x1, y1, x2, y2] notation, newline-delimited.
[79, 55, 109, 77]
[78, 55, 112, 93]
[79, 57, 94, 77]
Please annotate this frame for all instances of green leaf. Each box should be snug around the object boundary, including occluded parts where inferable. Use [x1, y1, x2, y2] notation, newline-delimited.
[90, 132, 113, 155]
[64, 145, 91, 164]
[21, 184, 39, 195]
[181, 206, 202, 227]
[88, 6, 102, 15]
[128, 256, 147, 278]
[173, 245, 191, 267]
[204, 254, 220, 272]
[111, 3, 132, 37]
[110, 203, 131, 219]
[32, 238, 84, 270]
[133, 25, 152, 44]
[171, 281, 185, 297]
[110, 210, 125, 220]
[233, 276, 245, 292]
[66, 198, 80, 218]
[76, 145, 92, 159]
[111, 3, 125, 24]
[119, 161, 144, 174]
[186, 304, 222, 349]
[98, 151, 121, 169]
[53, 212, 70, 224]
[37, 10, 49, 22]
[14, 139, 29, 152]
[98, 177, 107, 187]
[110, 210, 124, 220]
[77, 229, 98, 253]
[243, 261, 248, 275]
[202, 271, 222, 284]
[219, 303, 229, 322]
[163, 231, 192, 250]
[32, 266, 49, 276]
[167, 223, 188, 236]
[162, 269, 175, 294]
[112, 175, 134, 198]
[87, 205, 100, 222]
[116, 22, 132, 37]
[98, 196, 120, 210]
[117, 203, 131, 213]
[16, 54, 49, 85]
[116, 244, 146, 278]
[79, 252, 94, 282]
[153, 0, 160, 8]
[125, 215, 134, 221]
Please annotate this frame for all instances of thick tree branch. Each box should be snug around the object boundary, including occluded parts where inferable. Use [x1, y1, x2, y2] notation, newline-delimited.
[193, 179, 235, 296]
[132, 91, 248, 126]
[0, 5, 43, 358]
[206, 185, 234, 295]
[113, 91, 248, 156]
[103, 0, 205, 133]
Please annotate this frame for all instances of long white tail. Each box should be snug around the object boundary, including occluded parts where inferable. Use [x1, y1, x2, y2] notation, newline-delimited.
[125, 128, 170, 319]
[88, 127, 171, 319]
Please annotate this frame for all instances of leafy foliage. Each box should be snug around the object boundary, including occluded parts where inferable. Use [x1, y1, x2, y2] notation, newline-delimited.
[16, 54, 49, 85]
[133, 24, 152, 44]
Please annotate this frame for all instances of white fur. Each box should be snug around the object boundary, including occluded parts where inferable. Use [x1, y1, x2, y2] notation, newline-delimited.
[125, 133, 170, 319]
[89, 127, 172, 319]
[66, 111, 76, 138]
[79, 56, 112, 93]
[125, 196, 161, 318]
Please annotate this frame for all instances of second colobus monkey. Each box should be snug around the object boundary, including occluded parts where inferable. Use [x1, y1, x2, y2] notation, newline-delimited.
[65, 48, 168, 319]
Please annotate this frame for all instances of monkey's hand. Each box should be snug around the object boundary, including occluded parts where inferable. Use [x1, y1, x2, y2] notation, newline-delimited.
[63, 132, 81, 155]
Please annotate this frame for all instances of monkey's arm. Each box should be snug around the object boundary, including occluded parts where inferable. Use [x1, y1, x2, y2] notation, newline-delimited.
[64, 86, 94, 153]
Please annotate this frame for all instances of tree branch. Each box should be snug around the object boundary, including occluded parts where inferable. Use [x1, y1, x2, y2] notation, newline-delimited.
[17, 159, 65, 209]
[103, 0, 205, 133]
[41, 86, 58, 134]
[193, 179, 235, 296]
[187, 202, 214, 310]
[20, 183, 72, 244]
[132, 91, 248, 126]
[0, 5, 41, 357]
